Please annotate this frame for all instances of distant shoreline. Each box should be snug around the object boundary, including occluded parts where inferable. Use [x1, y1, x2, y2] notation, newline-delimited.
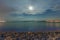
[0, 20, 60, 23]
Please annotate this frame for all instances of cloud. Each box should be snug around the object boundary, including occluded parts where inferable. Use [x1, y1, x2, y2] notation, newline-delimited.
[0, 2, 17, 14]
[0, 2, 17, 20]
[51, 0, 60, 11]
[51, 4, 60, 11]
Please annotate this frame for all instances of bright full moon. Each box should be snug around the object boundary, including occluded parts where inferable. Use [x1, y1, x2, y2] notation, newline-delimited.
[28, 6, 34, 11]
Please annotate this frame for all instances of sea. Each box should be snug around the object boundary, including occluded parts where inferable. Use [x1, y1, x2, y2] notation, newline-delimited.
[0, 21, 60, 32]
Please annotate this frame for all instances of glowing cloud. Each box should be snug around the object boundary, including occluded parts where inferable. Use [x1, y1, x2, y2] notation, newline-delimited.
[28, 6, 34, 11]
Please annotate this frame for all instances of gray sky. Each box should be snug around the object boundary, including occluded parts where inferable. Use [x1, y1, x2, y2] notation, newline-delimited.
[0, 0, 60, 21]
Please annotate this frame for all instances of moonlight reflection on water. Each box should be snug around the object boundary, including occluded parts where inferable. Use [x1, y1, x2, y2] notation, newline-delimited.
[0, 22, 60, 32]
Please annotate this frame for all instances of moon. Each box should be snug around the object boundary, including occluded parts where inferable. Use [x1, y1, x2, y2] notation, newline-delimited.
[28, 6, 34, 11]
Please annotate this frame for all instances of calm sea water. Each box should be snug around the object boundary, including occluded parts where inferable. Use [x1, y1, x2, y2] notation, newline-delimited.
[0, 22, 60, 32]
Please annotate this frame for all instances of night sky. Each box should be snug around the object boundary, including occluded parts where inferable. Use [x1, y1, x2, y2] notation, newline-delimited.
[0, 0, 60, 21]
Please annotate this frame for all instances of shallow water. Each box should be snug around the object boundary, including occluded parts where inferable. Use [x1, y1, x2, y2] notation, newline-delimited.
[0, 22, 60, 32]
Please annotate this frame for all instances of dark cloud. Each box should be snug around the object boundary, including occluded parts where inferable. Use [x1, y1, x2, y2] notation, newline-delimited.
[51, 0, 60, 11]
